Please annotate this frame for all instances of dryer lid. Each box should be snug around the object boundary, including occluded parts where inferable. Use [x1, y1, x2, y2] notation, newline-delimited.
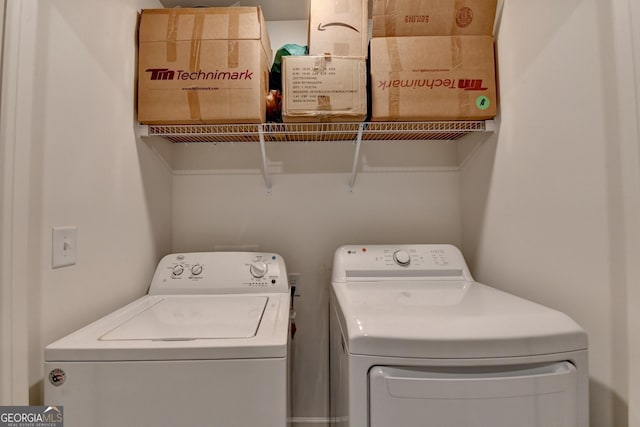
[100, 296, 268, 341]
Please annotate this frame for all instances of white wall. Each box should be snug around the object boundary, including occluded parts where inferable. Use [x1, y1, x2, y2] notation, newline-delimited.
[612, 0, 640, 422]
[0, 0, 172, 404]
[461, 0, 631, 425]
[0, 0, 13, 405]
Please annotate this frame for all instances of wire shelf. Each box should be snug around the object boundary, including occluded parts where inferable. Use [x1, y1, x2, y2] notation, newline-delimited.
[142, 120, 492, 143]
[144, 124, 262, 143]
[362, 121, 488, 141]
[139, 120, 495, 192]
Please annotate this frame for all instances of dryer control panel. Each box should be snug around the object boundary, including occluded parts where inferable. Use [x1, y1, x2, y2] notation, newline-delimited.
[149, 252, 289, 295]
[332, 244, 474, 282]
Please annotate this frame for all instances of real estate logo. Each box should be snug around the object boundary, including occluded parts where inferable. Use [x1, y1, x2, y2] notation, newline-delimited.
[0, 406, 63, 427]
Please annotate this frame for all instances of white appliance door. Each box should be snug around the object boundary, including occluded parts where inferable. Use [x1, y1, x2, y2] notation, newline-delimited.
[369, 362, 578, 427]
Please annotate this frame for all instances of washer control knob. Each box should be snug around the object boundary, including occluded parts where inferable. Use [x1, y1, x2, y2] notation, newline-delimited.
[191, 264, 203, 276]
[393, 250, 411, 266]
[172, 264, 185, 276]
[250, 261, 268, 278]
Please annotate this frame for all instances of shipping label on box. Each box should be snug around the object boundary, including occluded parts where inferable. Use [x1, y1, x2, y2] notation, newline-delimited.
[370, 36, 497, 121]
[137, 7, 272, 124]
[308, 0, 369, 56]
[372, 0, 497, 37]
[282, 56, 367, 122]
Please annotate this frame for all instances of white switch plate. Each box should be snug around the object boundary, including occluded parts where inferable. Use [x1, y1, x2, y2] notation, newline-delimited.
[52, 226, 76, 268]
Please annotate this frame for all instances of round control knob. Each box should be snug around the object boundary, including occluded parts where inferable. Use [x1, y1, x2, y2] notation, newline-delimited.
[172, 264, 185, 276]
[393, 250, 411, 266]
[250, 261, 268, 278]
[191, 264, 203, 276]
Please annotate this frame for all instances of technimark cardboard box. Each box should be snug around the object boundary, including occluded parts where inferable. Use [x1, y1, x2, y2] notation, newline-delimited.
[308, 0, 369, 57]
[137, 7, 272, 124]
[370, 36, 497, 121]
[372, 0, 498, 37]
[282, 56, 367, 123]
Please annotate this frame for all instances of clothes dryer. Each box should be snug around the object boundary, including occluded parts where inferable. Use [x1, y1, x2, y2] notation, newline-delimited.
[45, 252, 290, 427]
[330, 244, 588, 427]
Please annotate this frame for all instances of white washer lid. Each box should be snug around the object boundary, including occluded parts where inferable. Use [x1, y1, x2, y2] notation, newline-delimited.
[100, 296, 267, 341]
[332, 280, 588, 359]
[45, 294, 290, 361]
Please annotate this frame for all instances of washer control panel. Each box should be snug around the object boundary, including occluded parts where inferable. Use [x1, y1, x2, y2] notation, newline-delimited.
[149, 252, 288, 295]
[332, 244, 473, 282]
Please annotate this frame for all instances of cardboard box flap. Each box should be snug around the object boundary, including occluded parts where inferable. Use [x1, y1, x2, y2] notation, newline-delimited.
[372, 0, 498, 36]
[139, 7, 265, 42]
[372, 35, 494, 71]
[308, 0, 369, 56]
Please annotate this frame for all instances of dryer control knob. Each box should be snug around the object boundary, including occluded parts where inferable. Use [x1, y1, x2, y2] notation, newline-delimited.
[393, 250, 411, 266]
[250, 261, 268, 278]
[172, 264, 185, 276]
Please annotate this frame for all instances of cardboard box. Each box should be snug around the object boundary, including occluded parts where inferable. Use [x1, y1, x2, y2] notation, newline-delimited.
[308, 0, 369, 57]
[372, 0, 497, 37]
[370, 36, 497, 121]
[282, 56, 367, 123]
[137, 7, 272, 124]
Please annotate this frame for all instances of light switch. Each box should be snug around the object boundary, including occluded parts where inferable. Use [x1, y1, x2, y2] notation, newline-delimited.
[52, 226, 77, 268]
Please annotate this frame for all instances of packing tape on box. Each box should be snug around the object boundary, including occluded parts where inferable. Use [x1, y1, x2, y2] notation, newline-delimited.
[166, 11, 178, 62]
[164, 11, 202, 120]
[386, 0, 397, 38]
[228, 11, 240, 67]
[187, 91, 202, 120]
[317, 95, 331, 110]
[451, 36, 464, 119]
[189, 13, 205, 120]
[314, 55, 329, 72]
[451, 36, 463, 68]
[190, 14, 204, 71]
[228, 40, 239, 68]
[314, 56, 332, 109]
[387, 38, 401, 118]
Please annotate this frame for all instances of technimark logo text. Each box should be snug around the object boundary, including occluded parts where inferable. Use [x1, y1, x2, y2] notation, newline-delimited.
[377, 78, 488, 91]
[145, 68, 254, 81]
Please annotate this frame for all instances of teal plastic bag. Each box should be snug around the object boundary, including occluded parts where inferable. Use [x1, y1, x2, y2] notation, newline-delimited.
[269, 44, 308, 91]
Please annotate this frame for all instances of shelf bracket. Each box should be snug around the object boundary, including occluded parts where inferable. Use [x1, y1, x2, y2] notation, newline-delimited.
[348, 123, 366, 192]
[137, 124, 150, 138]
[258, 125, 272, 194]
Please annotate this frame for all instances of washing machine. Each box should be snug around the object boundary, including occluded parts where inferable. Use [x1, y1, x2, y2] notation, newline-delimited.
[45, 252, 290, 427]
[330, 244, 588, 427]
